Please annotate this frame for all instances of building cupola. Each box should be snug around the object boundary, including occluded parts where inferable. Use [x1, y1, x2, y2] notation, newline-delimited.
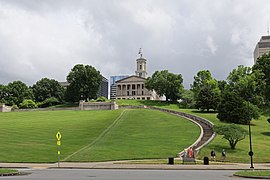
[135, 48, 147, 78]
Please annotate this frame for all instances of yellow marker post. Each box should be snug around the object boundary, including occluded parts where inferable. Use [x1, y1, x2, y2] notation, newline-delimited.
[56, 131, 62, 167]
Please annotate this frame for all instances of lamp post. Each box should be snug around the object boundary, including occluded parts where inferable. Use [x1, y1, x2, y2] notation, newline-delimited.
[248, 100, 254, 169]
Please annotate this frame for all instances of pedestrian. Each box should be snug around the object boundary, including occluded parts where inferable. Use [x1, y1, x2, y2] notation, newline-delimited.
[183, 148, 188, 158]
[221, 149, 226, 162]
[188, 147, 193, 158]
[210, 150, 216, 161]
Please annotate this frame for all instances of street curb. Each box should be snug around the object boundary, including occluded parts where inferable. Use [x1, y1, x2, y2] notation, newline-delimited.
[0, 172, 19, 176]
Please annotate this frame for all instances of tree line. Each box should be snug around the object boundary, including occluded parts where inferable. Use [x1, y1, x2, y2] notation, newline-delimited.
[0, 53, 269, 125]
[145, 53, 269, 149]
[0, 64, 102, 108]
[145, 53, 270, 125]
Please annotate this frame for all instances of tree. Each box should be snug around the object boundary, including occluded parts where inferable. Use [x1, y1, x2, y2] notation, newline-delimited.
[217, 90, 259, 124]
[0, 84, 8, 104]
[227, 65, 265, 105]
[145, 70, 184, 101]
[32, 78, 65, 102]
[66, 64, 102, 102]
[5, 81, 34, 106]
[191, 70, 220, 111]
[191, 70, 213, 98]
[214, 124, 247, 149]
[252, 53, 270, 103]
[179, 89, 195, 108]
[194, 84, 219, 111]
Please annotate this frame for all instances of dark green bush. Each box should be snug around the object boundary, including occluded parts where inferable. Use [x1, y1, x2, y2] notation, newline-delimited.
[39, 97, 60, 108]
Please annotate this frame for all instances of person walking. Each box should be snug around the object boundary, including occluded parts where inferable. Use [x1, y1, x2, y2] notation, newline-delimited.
[210, 150, 216, 161]
[221, 149, 226, 162]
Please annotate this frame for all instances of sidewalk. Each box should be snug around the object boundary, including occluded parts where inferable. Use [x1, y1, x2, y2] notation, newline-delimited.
[1, 161, 270, 170]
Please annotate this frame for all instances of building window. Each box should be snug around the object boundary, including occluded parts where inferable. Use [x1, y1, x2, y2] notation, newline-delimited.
[132, 84, 135, 89]
[142, 84, 144, 89]
[140, 64, 142, 70]
[142, 97, 145, 100]
[137, 97, 140, 100]
[142, 91, 144, 95]
[127, 85, 130, 90]
[147, 97, 150, 100]
[127, 91, 130, 96]
[132, 91, 136, 95]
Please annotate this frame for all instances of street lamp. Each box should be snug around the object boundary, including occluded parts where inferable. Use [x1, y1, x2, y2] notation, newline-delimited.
[248, 100, 254, 169]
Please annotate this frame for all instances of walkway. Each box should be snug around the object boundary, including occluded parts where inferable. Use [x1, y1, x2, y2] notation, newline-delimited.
[1, 161, 270, 170]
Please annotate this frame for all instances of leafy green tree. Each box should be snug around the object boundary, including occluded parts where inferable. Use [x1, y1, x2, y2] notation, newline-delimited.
[252, 53, 270, 103]
[227, 65, 265, 105]
[218, 80, 227, 93]
[32, 78, 65, 102]
[214, 124, 248, 149]
[191, 70, 212, 98]
[191, 70, 220, 111]
[195, 84, 219, 111]
[66, 64, 102, 102]
[145, 70, 184, 101]
[19, 99, 37, 109]
[5, 81, 34, 106]
[0, 84, 8, 104]
[217, 90, 259, 124]
[179, 89, 195, 108]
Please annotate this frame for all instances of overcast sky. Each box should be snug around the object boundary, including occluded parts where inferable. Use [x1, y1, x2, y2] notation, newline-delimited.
[0, 0, 269, 88]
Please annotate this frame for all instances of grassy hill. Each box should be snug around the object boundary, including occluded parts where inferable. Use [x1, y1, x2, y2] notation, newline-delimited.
[0, 108, 199, 162]
[116, 100, 270, 163]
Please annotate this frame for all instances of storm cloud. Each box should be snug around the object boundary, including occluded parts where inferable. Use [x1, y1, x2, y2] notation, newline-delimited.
[0, 0, 269, 87]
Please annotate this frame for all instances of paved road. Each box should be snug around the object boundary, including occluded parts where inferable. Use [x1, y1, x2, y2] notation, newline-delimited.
[2, 169, 246, 180]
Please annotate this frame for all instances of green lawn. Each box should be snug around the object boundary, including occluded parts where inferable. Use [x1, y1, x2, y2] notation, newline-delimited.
[116, 100, 270, 163]
[171, 109, 270, 163]
[0, 109, 199, 162]
[235, 170, 270, 177]
[0, 169, 18, 174]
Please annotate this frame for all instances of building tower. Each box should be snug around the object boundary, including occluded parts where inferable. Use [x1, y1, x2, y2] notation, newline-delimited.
[254, 36, 270, 63]
[135, 48, 147, 78]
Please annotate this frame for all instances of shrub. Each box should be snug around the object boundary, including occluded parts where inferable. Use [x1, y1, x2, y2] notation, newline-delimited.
[39, 97, 60, 108]
[214, 124, 247, 149]
[12, 105, 19, 110]
[96, 96, 108, 102]
[19, 99, 37, 109]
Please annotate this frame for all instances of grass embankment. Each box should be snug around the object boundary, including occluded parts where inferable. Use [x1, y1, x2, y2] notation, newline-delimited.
[0, 109, 199, 162]
[116, 100, 270, 163]
[235, 170, 270, 178]
[0, 169, 18, 174]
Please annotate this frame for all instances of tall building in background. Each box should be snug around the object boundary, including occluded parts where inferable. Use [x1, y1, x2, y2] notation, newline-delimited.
[98, 76, 109, 98]
[254, 35, 270, 63]
[110, 75, 128, 99]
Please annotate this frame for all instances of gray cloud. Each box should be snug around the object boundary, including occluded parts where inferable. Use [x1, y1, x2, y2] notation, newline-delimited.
[0, 0, 270, 88]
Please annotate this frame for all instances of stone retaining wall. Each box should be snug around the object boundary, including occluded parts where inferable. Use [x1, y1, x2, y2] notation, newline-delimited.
[79, 101, 118, 110]
[0, 104, 12, 112]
